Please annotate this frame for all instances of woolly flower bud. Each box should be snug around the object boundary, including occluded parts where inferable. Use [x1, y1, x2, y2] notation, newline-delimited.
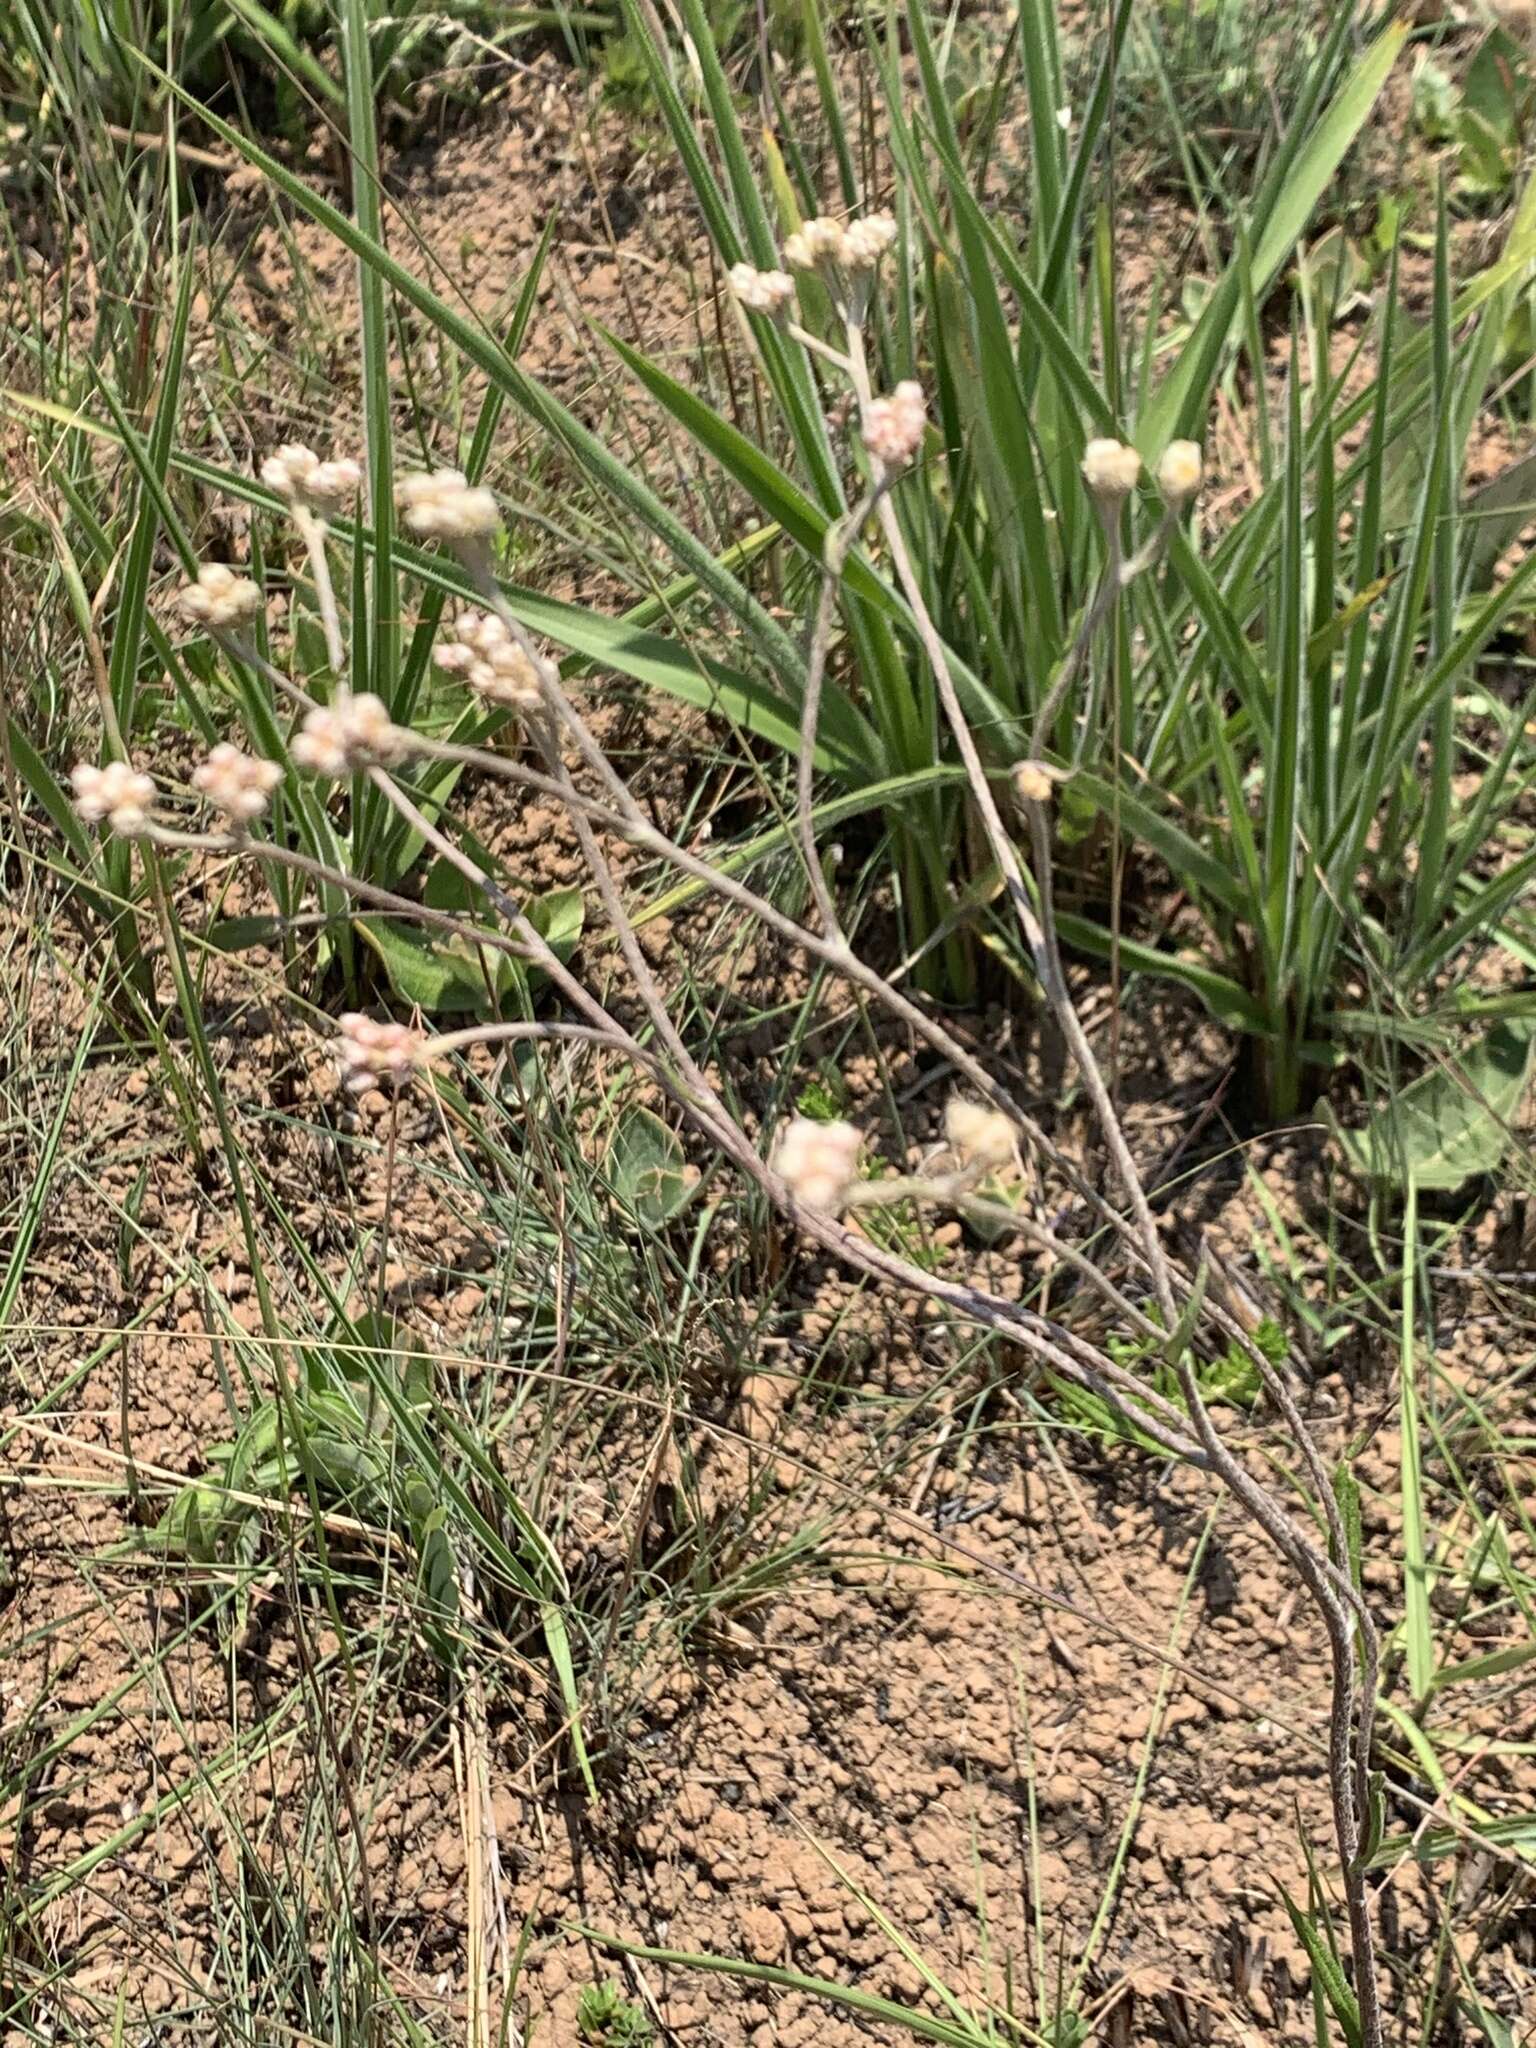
[729, 263, 795, 316]
[861, 381, 926, 469]
[943, 1099, 1017, 1172]
[309, 458, 363, 511]
[1156, 439, 1204, 505]
[396, 468, 500, 542]
[193, 742, 284, 823]
[291, 693, 409, 778]
[842, 211, 897, 269]
[770, 1115, 862, 1215]
[262, 445, 362, 515]
[70, 759, 156, 837]
[178, 562, 263, 631]
[1011, 758, 1069, 805]
[1081, 438, 1142, 501]
[783, 216, 848, 273]
[260, 443, 320, 498]
[436, 609, 544, 712]
[336, 1012, 424, 1094]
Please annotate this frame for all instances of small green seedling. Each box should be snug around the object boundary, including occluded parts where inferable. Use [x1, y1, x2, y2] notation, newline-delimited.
[577, 1980, 653, 2048]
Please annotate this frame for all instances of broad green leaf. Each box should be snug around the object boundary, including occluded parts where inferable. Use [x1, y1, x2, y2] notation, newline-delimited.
[1053, 912, 1270, 1037]
[1334, 1022, 1536, 1191]
[607, 1108, 695, 1228]
[598, 326, 884, 610]
[357, 917, 511, 1015]
[1461, 444, 1536, 589]
[358, 879, 580, 1014]
[1463, 29, 1528, 150]
[526, 886, 584, 964]
[7, 716, 101, 872]
[205, 916, 289, 954]
[1066, 770, 1247, 918]
[1431, 1639, 1536, 1690]
[225, 0, 346, 103]
[1459, 1996, 1516, 2048]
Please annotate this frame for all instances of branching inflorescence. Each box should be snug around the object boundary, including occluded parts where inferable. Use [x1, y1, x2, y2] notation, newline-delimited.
[71, 205, 1384, 2044]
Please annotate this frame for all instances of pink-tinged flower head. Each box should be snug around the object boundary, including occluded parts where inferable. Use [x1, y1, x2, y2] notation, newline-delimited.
[943, 1099, 1017, 1171]
[1081, 438, 1142, 500]
[770, 1115, 863, 1215]
[861, 381, 926, 469]
[435, 609, 544, 712]
[336, 1012, 425, 1093]
[260, 443, 320, 497]
[262, 445, 363, 515]
[729, 264, 796, 316]
[1156, 440, 1204, 505]
[178, 562, 262, 630]
[841, 212, 897, 269]
[396, 469, 500, 542]
[193, 742, 284, 823]
[291, 693, 409, 777]
[70, 760, 156, 837]
[783, 216, 848, 273]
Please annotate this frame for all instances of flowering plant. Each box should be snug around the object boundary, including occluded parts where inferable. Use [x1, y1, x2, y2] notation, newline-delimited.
[66, 381, 1387, 2043]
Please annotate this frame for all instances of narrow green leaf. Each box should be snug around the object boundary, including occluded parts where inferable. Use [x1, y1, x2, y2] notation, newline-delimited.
[1400, 1182, 1435, 1707]
[1137, 19, 1408, 457]
[1277, 1887, 1362, 2048]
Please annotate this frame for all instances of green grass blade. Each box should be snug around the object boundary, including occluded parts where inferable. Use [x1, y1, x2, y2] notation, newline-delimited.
[579, 1930, 987, 2048]
[102, 249, 195, 734]
[1136, 17, 1407, 458]
[1400, 1179, 1436, 1704]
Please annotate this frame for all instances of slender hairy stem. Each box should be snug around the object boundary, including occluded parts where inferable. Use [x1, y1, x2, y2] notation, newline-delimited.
[799, 485, 880, 941]
[294, 506, 349, 684]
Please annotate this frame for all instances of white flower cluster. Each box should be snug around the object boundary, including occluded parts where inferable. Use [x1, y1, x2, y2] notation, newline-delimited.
[1156, 439, 1204, 505]
[291, 693, 409, 777]
[784, 211, 897, 276]
[193, 742, 283, 823]
[770, 1115, 863, 1215]
[70, 760, 156, 836]
[396, 469, 500, 543]
[178, 562, 263, 631]
[862, 381, 926, 469]
[336, 1013, 425, 1094]
[434, 610, 544, 712]
[260, 443, 362, 515]
[943, 1099, 1017, 1171]
[1081, 438, 1143, 501]
[728, 263, 796, 317]
[780, 209, 897, 318]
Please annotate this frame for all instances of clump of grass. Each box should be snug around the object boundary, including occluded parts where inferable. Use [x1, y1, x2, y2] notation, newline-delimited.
[577, 1978, 654, 2047]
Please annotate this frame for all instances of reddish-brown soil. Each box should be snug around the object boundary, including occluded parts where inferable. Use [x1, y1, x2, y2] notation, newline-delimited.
[6, 941, 1536, 2046]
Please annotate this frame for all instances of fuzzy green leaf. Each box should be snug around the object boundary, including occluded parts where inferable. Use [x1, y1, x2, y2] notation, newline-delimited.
[1334, 1022, 1536, 1191]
